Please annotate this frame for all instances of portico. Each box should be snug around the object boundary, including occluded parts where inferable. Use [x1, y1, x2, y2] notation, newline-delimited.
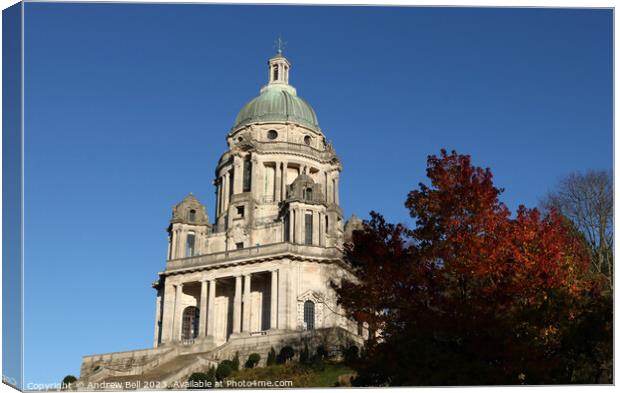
[155, 269, 280, 347]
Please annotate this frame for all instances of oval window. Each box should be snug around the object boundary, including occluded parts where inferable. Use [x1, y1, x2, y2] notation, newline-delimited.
[304, 135, 311, 145]
[267, 130, 278, 140]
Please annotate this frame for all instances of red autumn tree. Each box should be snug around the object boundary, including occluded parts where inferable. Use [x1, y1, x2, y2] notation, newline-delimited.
[333, 149, 610, 386]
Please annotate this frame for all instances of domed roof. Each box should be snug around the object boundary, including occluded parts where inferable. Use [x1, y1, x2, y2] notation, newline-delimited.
[232, 52, 320, 132]
[233, 85, 320, 131]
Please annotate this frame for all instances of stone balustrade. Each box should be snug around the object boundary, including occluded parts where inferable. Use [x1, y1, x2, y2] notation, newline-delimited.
[166, 242, 341, 271]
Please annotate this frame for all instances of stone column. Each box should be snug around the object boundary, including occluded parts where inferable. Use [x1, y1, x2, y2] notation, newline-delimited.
[242, 274, 252, 332]
[288, 265, 298, 329]
[207, 279, 216, 337]
[233, 155, 243, 195]
[281, 162, 288, 200]
[173, 283, 184, 342]
[153, 291, 162, 347]
[335, 176, 340, 205]
[161, 282, 175, 343]
[170, 229, 178, 260]
[296, 208, 303, 245]
[275, 162, 282, 203]
[233, 276, 242, 333]
[270, 270, 278, 329]
[288, 210, 294, 242]
[199, 280, 208, 337]
[216, 179, 221, 216]
[312, 210, 320, 246]
[179, 231, 186, 258]
[223, 172, 230, 211]
[324, 172, 329, 203]
[325, 173, 334, 203]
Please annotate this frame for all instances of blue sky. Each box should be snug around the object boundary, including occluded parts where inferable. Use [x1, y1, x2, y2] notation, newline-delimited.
[22, 3, 611, 384]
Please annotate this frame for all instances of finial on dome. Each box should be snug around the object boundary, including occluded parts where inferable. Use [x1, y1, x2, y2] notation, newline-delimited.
[274, 35, 286, 55]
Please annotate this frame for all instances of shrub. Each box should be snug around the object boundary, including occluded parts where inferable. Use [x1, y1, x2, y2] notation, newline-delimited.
[61, 375, 77, 390]
[231, 352, 240, 371]
[187, 372, 213, 389]
[299, 343, 310, 364]
[316, 345, 328, 360]
[276, 346, 295, 364]
[267, 347, 276, 366]
[344, 345, 359, 364]
[245, 353, 261, 369]
[207, 366, 216, 383]
[216, 362, 233, 380]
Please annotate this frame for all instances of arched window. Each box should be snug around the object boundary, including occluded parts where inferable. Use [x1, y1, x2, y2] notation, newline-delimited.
[304, 188, 313, 201]
[243, 156, 252, 192]
[181, 306, 200, 340]
[304, 213, 313, 245]
[273, 65, 279, 81]
[188, 209, 196, 221]
[186, 232, 195, 257]
[284, 213, 290, 242]
[304, 300, 315, 330]
[304, 135, 311, 145]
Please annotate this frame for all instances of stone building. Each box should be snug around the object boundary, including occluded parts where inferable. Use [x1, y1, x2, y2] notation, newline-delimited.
[79, 50, 364, 386]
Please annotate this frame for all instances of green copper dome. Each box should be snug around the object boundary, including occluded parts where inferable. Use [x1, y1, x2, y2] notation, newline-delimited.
[233, 85, 320, 131]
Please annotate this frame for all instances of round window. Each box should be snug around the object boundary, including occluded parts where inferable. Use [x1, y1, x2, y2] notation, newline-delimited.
[304, 135, 311, 145]
[267, 130, 278, 140]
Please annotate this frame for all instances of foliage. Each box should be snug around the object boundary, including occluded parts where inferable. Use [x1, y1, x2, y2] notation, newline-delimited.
[541, 170, 613, 292]
[61, 375, 77, 390]
[187, 371, 215, 389]
[226, 361, 354, 388]
[299, 343, 310, 364]
[315, 345, 328, 360]
[332, 149, 612, 386]
[231, 352, 240, 371]
[216, 361, 234, 380]
[277, 346, 295, 364]
[267, 347, 277, 366]
[245, 353, 261, 369]
[343, 345, 359, 364]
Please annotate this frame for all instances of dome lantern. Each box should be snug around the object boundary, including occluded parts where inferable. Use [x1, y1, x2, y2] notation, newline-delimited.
[232, 48, 321, 132]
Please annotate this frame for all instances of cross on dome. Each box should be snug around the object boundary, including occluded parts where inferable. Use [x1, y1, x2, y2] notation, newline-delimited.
[274, 35, 287, 55]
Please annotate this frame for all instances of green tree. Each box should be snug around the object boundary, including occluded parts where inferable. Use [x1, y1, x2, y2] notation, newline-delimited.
[245, 353, 261, 369]
[216, 361, 234, 380]
[187, 372, 214, 389]
[267, 347, 276, 366]
[61, 375, 77, 391]
[277, 346, 295, 364]
[231, 352, 240, 371]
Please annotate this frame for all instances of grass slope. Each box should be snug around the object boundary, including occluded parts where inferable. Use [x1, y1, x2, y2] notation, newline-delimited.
[226, 362, 355, 388]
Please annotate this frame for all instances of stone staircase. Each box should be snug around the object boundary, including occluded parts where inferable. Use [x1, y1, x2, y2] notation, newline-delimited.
[79, 328, 362, 390]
